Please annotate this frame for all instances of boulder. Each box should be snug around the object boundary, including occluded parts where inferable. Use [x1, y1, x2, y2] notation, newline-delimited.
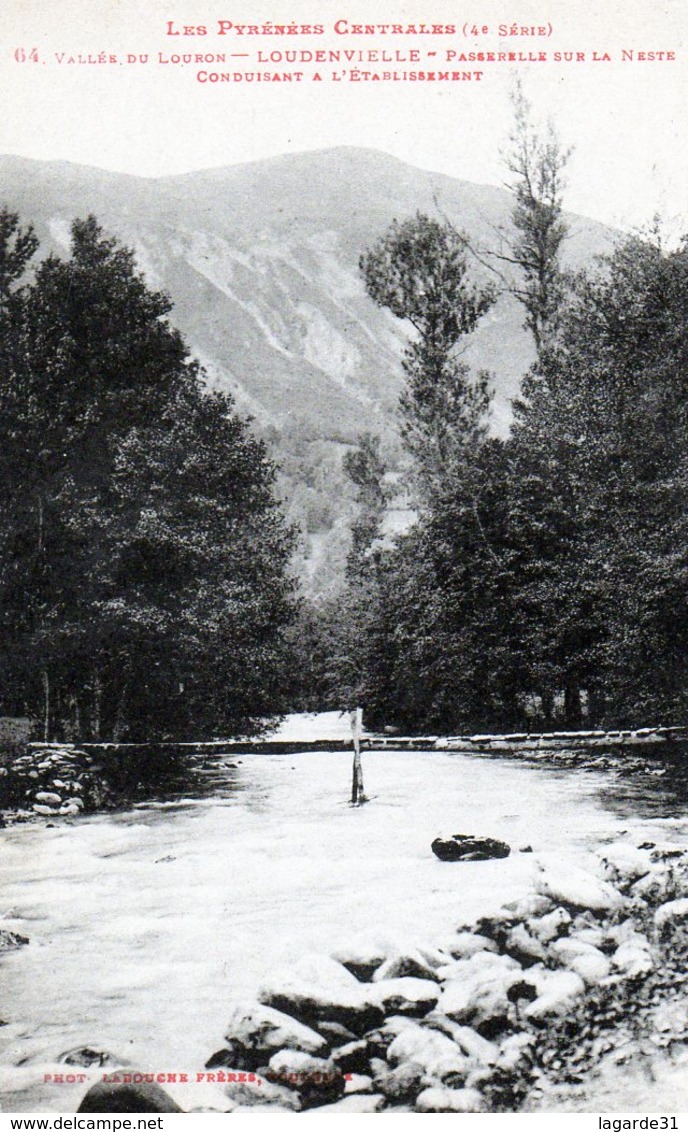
[527, 907, 572, 944]
[535, 859, 625, 913]
[330, 1040, 371, 1075]
[315, 1021, 357, 1046]
[372, 1061, 425, 1102]
[34, 791, 62, 806]
[442, 932, 498, 960]
[77, 1080, 183, 1113]
[523, 969, 585, 1021]
[415, 1086, 486, 1112]
[267, 1049, 345, 1108]
[503, 923, 549, 967]
[258, 954, 384, 1036]
[259, 980, 383, 1038]
[549, 937, 611, 985]
[386, 1023, 469, 1082]
[438, 952, 528, 1035]
[502, 894, 553, 920]
[424, 1015, 499, 1066]
[364, 1015, 418, 1059]
[598, 843, 653, 885]
[495, 1032, 535, 1073]
[59, 1047, 116, 1067]
[611, 941, 654, 978]
[222, 1002, 327, 1064]
[654, 898, 688, 933]
[631, 866, 687, 905]
[368, 977, 440, 1017]
[432, 834, 510, 862]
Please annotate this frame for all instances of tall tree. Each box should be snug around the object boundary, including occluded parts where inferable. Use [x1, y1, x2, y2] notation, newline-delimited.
[499, 82, 571, 353]
[360, 213, 496, 503]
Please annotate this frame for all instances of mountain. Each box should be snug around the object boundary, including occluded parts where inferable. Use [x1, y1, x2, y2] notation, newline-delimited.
[0, 148, 617, 593]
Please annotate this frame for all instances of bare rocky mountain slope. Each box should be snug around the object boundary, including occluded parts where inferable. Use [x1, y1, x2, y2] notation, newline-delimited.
[0, 147, 616, 593]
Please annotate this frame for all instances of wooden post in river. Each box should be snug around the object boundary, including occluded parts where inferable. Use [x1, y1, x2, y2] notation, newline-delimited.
[350, 706, 367, 805]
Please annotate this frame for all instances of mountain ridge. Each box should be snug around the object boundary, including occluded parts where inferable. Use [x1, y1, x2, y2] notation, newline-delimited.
[0, 147, 618, 592]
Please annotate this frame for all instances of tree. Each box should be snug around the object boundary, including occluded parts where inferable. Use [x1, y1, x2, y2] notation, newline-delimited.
[499, 82, 571, 353]
[507, 230, 688, 726]
[351, 213, 526, 733]
[343, 432, 389, 578]
[360, 213, 496, 503]
[0, 216, 298, 740]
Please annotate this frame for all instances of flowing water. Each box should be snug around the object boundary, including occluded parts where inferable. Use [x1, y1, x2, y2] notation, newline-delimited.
[1, 749, 687, 1112]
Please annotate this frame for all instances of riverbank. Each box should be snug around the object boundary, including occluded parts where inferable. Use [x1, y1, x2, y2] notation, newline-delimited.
[187, 836, 688, 1113]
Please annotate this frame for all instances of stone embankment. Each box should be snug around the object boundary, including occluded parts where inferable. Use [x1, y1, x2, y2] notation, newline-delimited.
[196, 840, 688, 1113]
[0, 743, 242, 821]
[0, 746, 103, 820]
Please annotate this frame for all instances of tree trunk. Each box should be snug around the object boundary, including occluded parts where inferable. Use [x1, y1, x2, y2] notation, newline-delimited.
[41, 668, 50, 742]
[73, 695, 82, 740]
[37, 493, 44, 553]
[350, 706, 366, 805]
[112, 672, 130, 743]
[92, 669, 103, 741]
[564, 682, 583, 728]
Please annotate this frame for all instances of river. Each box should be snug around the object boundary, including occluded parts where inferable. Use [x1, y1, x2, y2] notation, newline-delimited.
[1, 749, 686, 1112]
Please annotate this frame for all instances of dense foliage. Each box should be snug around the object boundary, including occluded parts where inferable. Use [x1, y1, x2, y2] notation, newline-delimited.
[0, 213, 298, 741]
[294, 212, 688, 734]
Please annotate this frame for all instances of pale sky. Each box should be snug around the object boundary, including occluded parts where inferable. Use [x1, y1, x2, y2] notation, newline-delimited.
[1, 0, 686, 238]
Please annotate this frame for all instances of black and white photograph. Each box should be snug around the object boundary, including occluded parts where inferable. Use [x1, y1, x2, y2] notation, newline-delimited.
[0, 0, 687, 1118]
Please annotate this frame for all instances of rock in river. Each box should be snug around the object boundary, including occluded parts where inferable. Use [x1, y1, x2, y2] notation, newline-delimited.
[432, 834, 511, 862]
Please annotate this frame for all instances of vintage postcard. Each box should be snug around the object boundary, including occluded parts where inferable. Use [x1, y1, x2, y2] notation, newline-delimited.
[0, 0, 687, 1119]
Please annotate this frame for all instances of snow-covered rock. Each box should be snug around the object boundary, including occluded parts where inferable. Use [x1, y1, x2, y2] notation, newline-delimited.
[386, 1023, 469, 1081]
[523, 969, 586, 1021]
[258, 955, 384, 1035]
[223, 1002, 327, 1058]
[535, 858, 625, 913]
[655, 898, 688, 932]
[528, 907, 572, 944]
[330, 1040, 369, 1076]
[631, 866, 687, 905]
[611, 941, 654, 978]
[549, 937, 612, 984]
[438, 953, 529, 1031]
[267, 1049, 344, 1107]
[443, 931, 498, 959]
[368, 977, 439, 1016]
[222, 1079, 300, 1111]
[372, 1061, 424, 1102]
[504, 923, 549, 966]
[415, 1085, 486, 1112]
[502, 894, 553, 920]
[598, 843, 653, 884]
